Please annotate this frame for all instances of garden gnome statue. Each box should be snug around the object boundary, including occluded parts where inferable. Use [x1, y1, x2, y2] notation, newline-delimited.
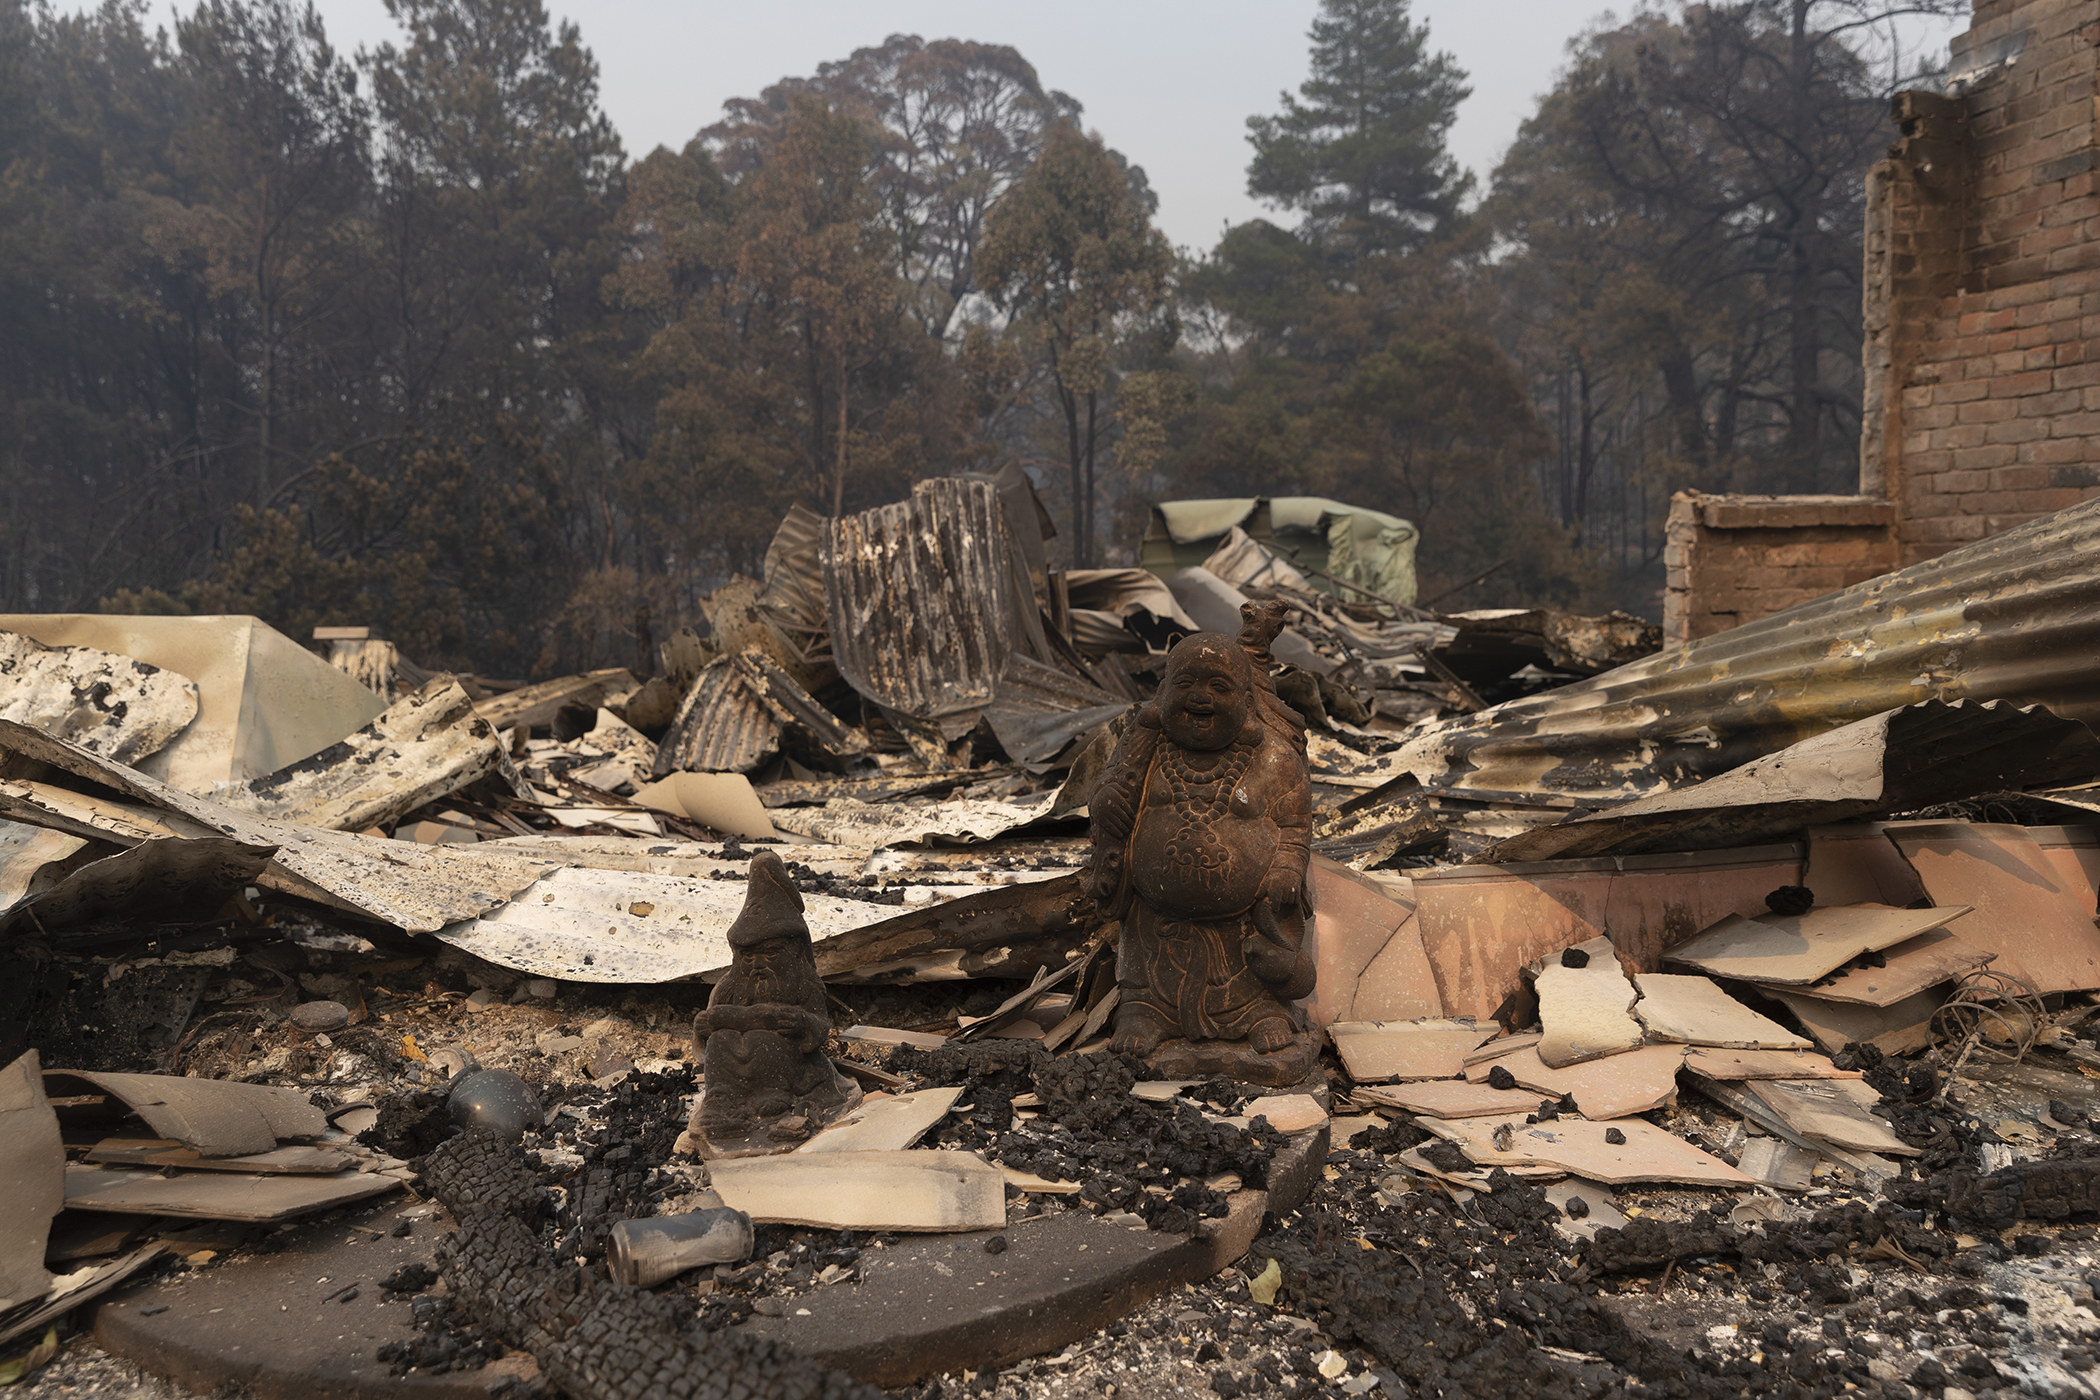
[1088, 600, 1317, 1087]
[684, 851, 860, 1158]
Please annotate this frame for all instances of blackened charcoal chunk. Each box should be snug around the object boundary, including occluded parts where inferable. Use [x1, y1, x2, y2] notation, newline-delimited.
[1487, 1066, 1517, 1091]
[1765, 885, 1815, 917]
[1559, 948, 1590, 969]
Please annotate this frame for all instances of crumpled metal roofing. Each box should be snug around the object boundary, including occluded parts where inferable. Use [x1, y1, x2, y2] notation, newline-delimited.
[0, 631, 199, 767]
[1382, 495, 2100, 803]
[0, 719, 554, 931]
[1482, 699, 2100, 861]
[653, 648, 869, 776]
[823, 478, 1050, 720]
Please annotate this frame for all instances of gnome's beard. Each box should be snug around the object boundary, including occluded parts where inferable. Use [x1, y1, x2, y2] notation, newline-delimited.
[732, 942, 807, 1005]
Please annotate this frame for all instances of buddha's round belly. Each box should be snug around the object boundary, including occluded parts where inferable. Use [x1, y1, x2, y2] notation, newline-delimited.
[1129, 813, 1273, 917]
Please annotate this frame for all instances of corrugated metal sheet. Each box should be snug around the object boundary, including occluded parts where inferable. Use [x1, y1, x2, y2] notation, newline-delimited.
[213, 680, 513, 831]
[0, 719, 555, 932]
[1482, 699, 2100, 861]
[655, 656, 782, 776]
[983, 654, 1126, 765]
[1385, 495, 2100, 803]
[823, 478, 1044, 720]
[432, 864, 899, 983]
[653, 649, 867, 777]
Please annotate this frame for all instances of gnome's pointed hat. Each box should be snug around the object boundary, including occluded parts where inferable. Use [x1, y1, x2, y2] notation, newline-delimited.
[726, 850, 810, 948]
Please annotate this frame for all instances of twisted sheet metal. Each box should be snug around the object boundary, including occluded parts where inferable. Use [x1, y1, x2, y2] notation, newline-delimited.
[653, 649, 867, 777]
[1386, 496, 2100, 802]
[655, 657, 780, 776]
[823, 479, 1047, 720]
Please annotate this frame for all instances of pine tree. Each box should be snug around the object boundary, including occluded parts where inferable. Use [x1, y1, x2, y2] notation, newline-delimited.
[1246, 0, 1470, 258]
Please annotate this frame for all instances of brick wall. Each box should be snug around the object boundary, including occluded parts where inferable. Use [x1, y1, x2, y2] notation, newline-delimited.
[1663, 494, 1898, 645]
[1864, 0, 2100, 565]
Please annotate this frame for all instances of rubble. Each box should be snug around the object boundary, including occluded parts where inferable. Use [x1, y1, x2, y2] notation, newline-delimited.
[11, 482, 2100, 1399]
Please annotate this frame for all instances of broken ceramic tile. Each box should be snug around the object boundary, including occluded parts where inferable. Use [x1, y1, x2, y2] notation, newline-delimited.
[1230, 1095, 1328, 1134]
[1535, 945, 1643, 1068]
[707, 1150, 1005, 1232]
[1766, 985, 1945, 1056]
[1421, 1113, 1753, 1187]
[1631, 972, 1810, 1049]
[1544, 1178, 1627, 1240]
[797, 1086, 962, 1154]
[1664, 904, 1963, 986]
[1461, 1044, 1686, 1120]
[1680, 1048, 1860, 1080]
[1796, 928, 1994, 1007]
[1328, 1020, 1498, 1083]
[1353, 1079, 1551, 1119]
[1740, 1079, 1917, 1158]
[1736, 1138, 1820, 1191]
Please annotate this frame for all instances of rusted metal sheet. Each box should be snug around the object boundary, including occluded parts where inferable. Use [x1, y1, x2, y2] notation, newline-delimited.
[807, 872, 1092, 983]
[1436, 608, 1661, 681]
[823, 478, 1050, 720]
[432, 865, 905, 983]
[212, 680, 516, 832]
[0, 631, 199, 767]
[473, 668, 637, 734]
[1481, 700, 2100, 862]
[983, 654, 1125, 766]
[653, 649, 867, 777]
[1384, 495, 2100, 803]
[655, 657, 780, 775]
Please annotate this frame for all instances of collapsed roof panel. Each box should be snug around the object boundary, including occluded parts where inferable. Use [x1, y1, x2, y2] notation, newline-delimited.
[1481, 699, 2100, 861]
[0, 614, 387, 792]
[824, 478, 1050, 721]
[0, 632, 199, 768]
[1382, 495, 2100, 803]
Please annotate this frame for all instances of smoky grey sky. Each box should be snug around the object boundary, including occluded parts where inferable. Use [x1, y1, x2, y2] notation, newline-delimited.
[79, 0, 1968, 254]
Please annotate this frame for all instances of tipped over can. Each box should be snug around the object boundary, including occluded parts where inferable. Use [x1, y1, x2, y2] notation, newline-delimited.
[607, 1208, 754, 1288]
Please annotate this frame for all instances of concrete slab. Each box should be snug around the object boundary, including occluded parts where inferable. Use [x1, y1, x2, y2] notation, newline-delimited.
[95, 1200, 511, 1400]
[95, 1128, 1330, 1400]
[741, 1124, 1327, 1387]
